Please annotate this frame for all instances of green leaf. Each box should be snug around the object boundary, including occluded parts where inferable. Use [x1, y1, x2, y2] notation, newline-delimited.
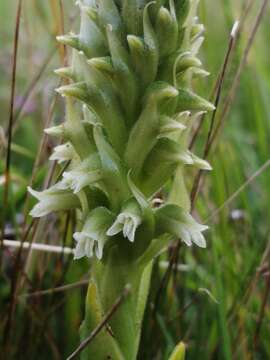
[168, 342, 186, 360]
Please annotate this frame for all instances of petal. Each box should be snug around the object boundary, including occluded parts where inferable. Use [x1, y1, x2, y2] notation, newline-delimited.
[84, 238, 94, 258]
[191, 230, 207, 248]
[122, 218, 133, 239]
[128, 223, 137, 242]
[179, 227, 192, 246]
[73, 236, 86, 259]
[106, 220, 123, 236]
[27, 186, 42, 200]
[29, 199, 55, 218]
[95, 237, 106, 260]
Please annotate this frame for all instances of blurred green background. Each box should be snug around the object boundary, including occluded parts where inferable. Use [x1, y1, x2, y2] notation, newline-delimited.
[0, 0, 270, 359]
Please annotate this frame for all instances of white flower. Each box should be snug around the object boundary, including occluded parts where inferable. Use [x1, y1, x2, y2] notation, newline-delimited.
[106, 199, 142, 242]
[176, 211, 208, 248]
[49, 142, 76, 163]
[62, 155, 102, 193]
[73, 207, 113, 260]
[28, 183, 79, 217]
[155, 204, 208, 248]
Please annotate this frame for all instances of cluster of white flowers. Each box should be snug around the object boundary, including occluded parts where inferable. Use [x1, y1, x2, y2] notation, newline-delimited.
[28, 0, 212, 262]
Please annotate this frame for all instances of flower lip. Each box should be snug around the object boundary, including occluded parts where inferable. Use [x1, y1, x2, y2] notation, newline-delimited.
[73, 231, 105, 260]
[107, 212, 141, 243]
[73, 207, 114, 260]
[106, 198, 142, 243]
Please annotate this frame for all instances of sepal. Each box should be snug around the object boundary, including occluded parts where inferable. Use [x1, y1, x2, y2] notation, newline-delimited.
[56, 34, 80, 50]
[62, 155, 103, 193]
[176, 88, 215, 112]
[127, 2, 158, 87]
[158, 115, 187, 139]
[56, 82, 87, 101]
[54, 67, 74, 80]
[106, 25, 138, 124]
[98, 0, 123, 35]
[78, 4, 107, 58]
[28, 184, 80, 218]
[49, 142, 77, 163]
[156, 0, 178, 57]
[88, 56, 114, 75]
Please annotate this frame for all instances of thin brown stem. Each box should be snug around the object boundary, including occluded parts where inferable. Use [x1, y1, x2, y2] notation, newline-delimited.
[253, 273, 270, 350]
[67, 285, 131, 360]
[12, 47, 56, 129]
[1, 0, 23, 245]
[20, 279, 89, 299]
[209, 0, 268, 150]
[190, 21, 239, 209]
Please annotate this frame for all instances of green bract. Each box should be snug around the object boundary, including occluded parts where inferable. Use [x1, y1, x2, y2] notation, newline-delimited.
[28, 0, 213, 358]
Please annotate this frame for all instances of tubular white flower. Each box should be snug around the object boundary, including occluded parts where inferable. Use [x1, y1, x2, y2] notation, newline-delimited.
[49, 142, 76, 163]
[63, 169, 102, 193]
[62, 156, 103, 193]
[155, 204, 208, 248]
[107, 199, 142, 242]
[177, 213, 208, 248]
[28, 184, 79, 218]
[73, 207, 113, 260]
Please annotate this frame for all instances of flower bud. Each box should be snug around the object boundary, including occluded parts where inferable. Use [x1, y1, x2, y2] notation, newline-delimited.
[176, 88, 215, 112]
[156, 4, 178, 57]
[44, 124, 65, 137]
[56, 34, 80, 50]
[54, 67, 74, 80]
[49, 142, 77, 163]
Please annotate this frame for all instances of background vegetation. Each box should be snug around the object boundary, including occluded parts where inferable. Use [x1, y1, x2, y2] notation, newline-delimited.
[0, 0, 270, 359]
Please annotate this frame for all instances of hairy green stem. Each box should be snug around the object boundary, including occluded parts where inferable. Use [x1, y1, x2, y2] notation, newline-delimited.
[80, 248, 153, 359]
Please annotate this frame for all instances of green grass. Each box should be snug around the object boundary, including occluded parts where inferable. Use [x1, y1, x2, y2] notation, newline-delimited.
[1, 0, 270, 359]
